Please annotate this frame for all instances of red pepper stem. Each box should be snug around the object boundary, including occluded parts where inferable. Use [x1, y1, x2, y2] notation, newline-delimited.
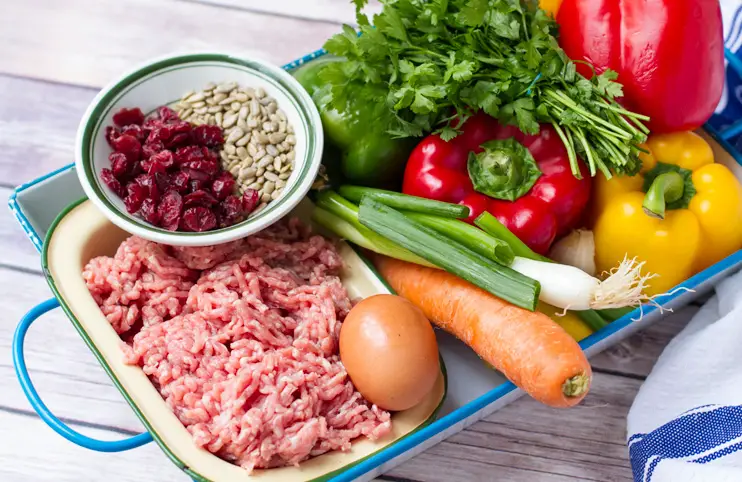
[642, 171, 684, 219]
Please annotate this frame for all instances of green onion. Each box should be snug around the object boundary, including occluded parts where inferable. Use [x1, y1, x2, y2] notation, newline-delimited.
[313, 192, 434, 268]
[358, 197, 540, 311]
[474, 212, 549, 261]
[403, 212, 514, 266]
[575, 310, 609, 332]
[476, 211, 617, 328]
[339, 185, 470, 219]
[597, 307, 635, 322]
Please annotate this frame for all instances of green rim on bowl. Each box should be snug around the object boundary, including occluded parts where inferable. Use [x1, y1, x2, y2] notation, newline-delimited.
[80, 53, 321, 237]
[41, 197, 448, 482]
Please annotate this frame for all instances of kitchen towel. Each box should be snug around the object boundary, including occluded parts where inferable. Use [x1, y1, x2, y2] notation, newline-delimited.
[627, 268, 742, 482]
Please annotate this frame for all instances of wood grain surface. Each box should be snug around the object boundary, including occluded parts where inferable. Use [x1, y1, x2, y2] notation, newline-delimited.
[0, 1, 713, 481]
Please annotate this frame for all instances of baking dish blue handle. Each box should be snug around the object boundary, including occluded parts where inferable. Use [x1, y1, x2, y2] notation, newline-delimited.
[13, 298, 153, 452]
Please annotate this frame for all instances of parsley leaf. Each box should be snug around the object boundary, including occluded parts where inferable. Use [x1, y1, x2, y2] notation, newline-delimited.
[458, 0, 488, 27]
[320, 0, 648, 178]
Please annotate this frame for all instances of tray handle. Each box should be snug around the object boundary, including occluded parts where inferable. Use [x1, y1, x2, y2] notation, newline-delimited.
[13, 298, 153, 452]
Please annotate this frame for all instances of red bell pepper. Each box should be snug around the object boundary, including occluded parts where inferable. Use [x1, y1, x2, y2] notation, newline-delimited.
[556, 0, 724, 134]
[402, 113, 592, 255]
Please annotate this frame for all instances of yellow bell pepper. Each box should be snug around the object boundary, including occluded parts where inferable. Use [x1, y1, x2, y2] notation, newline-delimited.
[538, 302, 593, 341]
[592, 131, 742, 296]
[539, 0, 563, 16]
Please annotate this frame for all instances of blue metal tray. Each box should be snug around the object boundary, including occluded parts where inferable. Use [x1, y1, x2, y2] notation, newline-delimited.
[8, 49, 742, 482]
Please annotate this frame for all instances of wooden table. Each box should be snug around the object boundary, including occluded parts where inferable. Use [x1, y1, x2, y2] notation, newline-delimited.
[0, 1, 704, 480]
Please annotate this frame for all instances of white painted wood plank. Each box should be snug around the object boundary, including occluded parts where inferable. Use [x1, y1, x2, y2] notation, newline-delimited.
[189, 0, 382, 25]
[0, 0, 339, 88]
[0, 410, 186, 482]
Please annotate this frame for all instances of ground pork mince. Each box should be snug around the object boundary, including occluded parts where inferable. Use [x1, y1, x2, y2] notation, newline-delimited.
[82, 218, 392, 472]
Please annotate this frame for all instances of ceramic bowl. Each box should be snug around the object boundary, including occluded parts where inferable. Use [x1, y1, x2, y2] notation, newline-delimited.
[74, 52, 323, 247]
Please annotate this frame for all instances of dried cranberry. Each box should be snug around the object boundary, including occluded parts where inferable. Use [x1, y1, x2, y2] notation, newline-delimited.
[142, 140, 165, 160]
[184, 190, 218, 208]
[174, 145, 204, 165]
[112, 134, 142, 162]
[211, 172, 236, 201]
[109, 152, 131, 179]
[193, 124, 224, 147]
[113, 108, 145, 127]
[188, 178, 207, 193]
[157, 106, 179, 123]
[183, 168, 211, 182]
[163, 121, 192, 148]
[100, 168, 125, 198]
[139, 198, 159, 225]
[242, 189, 260, 214]
[154, 172, 171, 193]
[124, 182, 148, 213]
[220, 195, 243, 226]
[121, 124, 145, 142]
[181, 206, 217, 232]
[105, 126, 121, 148]
[147, 125, 173, 145]
[157, 191, 184, 231]
[181, 159, 219, 178]
[142, 150, 174, 174]
[135, 173, 160, 202]
[142, 117, 163, 136]
[169, 171, 190, 193]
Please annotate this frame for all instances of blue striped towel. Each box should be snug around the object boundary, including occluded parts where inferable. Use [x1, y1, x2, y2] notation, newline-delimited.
[627, 269, 742, 481]
[710, 0, 742, 147]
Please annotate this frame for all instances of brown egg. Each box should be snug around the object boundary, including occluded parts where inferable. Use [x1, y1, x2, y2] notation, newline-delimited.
[340, 294, 439, 411]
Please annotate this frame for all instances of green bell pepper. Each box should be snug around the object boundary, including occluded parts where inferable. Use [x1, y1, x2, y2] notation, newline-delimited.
[293, 57, 416, 188]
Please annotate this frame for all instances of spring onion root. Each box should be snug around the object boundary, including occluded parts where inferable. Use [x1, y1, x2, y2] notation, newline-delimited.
[511, 255, 654, 311]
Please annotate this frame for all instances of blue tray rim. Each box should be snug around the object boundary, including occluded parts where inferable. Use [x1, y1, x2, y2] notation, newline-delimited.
[8, 47, 742, 482]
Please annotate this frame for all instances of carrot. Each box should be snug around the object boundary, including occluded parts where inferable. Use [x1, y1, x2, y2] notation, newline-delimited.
[374, 255, 592, 408]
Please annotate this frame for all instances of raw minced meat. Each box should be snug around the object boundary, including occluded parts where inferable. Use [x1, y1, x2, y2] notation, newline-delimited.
[82, 218, 392, 472]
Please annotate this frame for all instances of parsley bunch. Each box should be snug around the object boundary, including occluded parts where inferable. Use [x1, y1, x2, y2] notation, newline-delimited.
[320, 0, 650, 178]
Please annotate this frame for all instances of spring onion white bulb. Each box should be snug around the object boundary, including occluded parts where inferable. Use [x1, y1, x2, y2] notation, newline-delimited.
[510, 255, 652, 310]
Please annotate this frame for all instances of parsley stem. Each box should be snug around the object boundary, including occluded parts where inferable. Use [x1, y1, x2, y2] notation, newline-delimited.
[571, 126, 597, 177]
[544, 89, 632, 140]
[551, 121, 579, 177]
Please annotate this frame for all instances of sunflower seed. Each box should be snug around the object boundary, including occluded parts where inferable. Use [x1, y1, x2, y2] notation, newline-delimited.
[276, 179, 286, 189]
[180, 107, 193, 119]
[219, 96, 234, 106]
[225, 127, 244, 144]
[271, 188, 282, 200]
[229, 165, 241, 176]
[252, 202, 268, 214]
[238, 106, 249, 120]
[247, 143, 258, 158]
[204, 82, 216, 92]
[266, 102, 277, 114]
[250, 99, 260, 116]
[255, 87, 266, 98]
[286, 135, 296, 145]
[262, 181, 275, 194]
[278, 121, 287, 133]
[273, 156, 282, 171]
[261, 193, 272, 202]
[237, 119, 248, 131]
[215, 82, 237, 94]
[215, 112, 223, 126]
[222, 113, 237, 129]
[279, 172, 291, 180]
[220, 151, 230, 162]
[286, 151, 295, 161]
[242, 167, 257, 178]
[280, 164, 291, 173]
[235, 133, 251, 147]
[248, 181, 262, 190]
[247, 117, 259, 129]
[234, 93, 249, 102]
[257, 155, 273, 168]
[264, 171, 278, 182]
[256, 167, 265, 177]
[186, 92, 205, 103]
[225, 144, 236, 155]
